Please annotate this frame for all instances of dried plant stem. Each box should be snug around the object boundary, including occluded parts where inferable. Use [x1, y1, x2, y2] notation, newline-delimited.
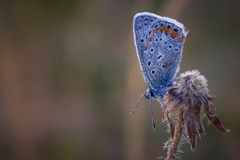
[166, 109, 184, 160]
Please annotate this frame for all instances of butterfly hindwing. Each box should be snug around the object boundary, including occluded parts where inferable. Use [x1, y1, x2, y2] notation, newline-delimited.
[133, 12, 188, 92]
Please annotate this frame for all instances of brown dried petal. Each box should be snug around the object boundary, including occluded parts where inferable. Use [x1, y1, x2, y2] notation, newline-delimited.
[166, 112, 175, 138]
[204, 105, 230, 133]
[194, 105, 205, 137]
[185, 112, 198, 151]
[195, 116, 205, 137]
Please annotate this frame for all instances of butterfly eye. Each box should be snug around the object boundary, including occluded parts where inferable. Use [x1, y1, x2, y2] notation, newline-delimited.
[150, 48, 154, 53]
[168, 44, 173, 49]
[151, 70, 156, 74]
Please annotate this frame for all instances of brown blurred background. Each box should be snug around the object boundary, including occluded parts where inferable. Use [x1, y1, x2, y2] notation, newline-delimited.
[0, 0, 239, 160]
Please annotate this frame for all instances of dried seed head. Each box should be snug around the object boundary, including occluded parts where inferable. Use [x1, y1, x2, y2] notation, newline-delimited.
[164, 70, 229, 152]
[177, 70, 209, 97]
[167, 70, 209, 108]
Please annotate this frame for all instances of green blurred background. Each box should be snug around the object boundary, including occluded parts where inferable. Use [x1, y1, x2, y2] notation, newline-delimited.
[0, 0, 239, 159]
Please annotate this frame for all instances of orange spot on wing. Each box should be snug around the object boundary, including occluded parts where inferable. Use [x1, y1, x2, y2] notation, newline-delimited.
[160, 26, 164, 32]
[171, 31, 179, 38]
[144, 45, 148, 49]
[147, 34, 153, 41]
[166, 62, 173, 68]
[178, 37, 184, 43]
[164, 28, 171, 33]
[153, 27, 158, 33]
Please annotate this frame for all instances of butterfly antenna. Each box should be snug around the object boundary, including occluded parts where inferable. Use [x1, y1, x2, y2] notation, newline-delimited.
[129, 94, 144, 117]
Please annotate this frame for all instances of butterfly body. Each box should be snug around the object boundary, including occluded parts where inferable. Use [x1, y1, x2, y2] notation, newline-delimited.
[133, 12, 188, 106]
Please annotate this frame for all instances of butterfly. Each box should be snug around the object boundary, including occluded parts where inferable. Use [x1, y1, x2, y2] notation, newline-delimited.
[130, 12, 189, 121]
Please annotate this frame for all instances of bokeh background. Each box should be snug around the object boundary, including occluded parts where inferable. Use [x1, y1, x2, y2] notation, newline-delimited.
[0, 0, 240, 159]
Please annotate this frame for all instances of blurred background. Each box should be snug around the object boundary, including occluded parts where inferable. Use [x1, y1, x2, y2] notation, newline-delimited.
[0, 0, 239, 159]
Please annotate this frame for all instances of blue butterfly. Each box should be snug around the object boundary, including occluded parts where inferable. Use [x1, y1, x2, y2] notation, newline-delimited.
[131, 12, 188, 120]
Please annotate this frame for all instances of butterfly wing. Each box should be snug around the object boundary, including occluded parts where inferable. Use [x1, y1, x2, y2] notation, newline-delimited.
[133, 12, 188, 92]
